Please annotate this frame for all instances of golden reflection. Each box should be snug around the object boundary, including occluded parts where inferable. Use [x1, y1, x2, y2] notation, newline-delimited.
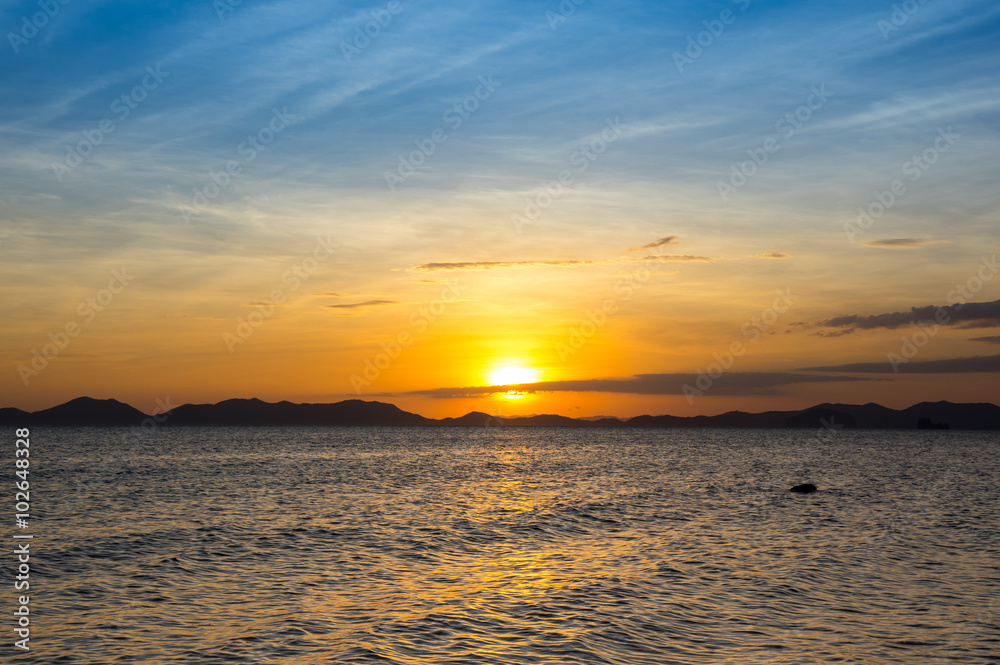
[303, 446, 636, 663]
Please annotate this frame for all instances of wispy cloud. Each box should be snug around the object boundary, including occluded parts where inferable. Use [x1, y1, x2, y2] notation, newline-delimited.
[812, 329, 855, 338]
[629, 254, 715, 263]
[628, 236, 678, 252]
[409, 259, 610, 272]
[969, 336, 1000, 344]
[325, 299, 398, 311]
[860, 238, 949, 249]
[754, 252, 790, 259]
[410, 254, 715, 272]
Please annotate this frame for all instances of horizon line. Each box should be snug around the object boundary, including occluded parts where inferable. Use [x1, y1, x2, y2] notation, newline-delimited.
[5, 395, 999, 424]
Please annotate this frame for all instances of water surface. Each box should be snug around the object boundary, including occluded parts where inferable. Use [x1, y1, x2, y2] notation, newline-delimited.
[34, 427, 1000, 663]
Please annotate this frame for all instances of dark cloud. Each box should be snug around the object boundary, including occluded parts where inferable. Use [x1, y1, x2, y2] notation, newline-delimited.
[861, 238, 948, 249]
[812, 329, 855, 338]
[629, 236, 679, 251]
[820, 299, 1000, 331]
[804, 354, 1000, 373]
[325, 299, 397, 310]
[413, 372, 871, 398]
[970, 336, 1000, 344]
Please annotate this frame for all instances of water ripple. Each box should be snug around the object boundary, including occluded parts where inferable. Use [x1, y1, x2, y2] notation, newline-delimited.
[32, 427, 1000, 663]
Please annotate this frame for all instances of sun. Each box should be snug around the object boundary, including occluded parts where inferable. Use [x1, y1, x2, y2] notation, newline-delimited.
[486, 364, 540, 399]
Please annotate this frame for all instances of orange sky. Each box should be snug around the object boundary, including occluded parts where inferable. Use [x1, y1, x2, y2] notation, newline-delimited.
[3, 234, 997, 417]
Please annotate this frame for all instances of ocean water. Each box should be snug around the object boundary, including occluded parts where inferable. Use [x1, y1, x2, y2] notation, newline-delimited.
[29, 426, 1000, 664]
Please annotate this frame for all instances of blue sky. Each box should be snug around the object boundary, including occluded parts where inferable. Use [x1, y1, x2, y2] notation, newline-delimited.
[2, 0, 999, 414]
[3, 1, 998, 237]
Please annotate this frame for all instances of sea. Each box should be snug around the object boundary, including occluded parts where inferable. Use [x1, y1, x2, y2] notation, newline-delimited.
[27, 426, 1000, 663]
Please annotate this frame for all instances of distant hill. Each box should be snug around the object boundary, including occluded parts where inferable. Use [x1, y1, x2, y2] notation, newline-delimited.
[165, 398, 434, 426]
[2, 397, 999, 429]
[1, 397, 149, 426]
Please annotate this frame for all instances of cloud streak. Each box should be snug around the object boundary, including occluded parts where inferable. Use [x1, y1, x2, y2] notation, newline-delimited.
[410, 254, 715, 272]
[325, 299, 398, 311]
[861, 238, 949, 249]
[409, 259, 610, 272]
[629, 236, 679, 251]
[819, 300, 1000, 331]
[629, 254, 715, 263]
[805, 354, 1000, 373]
[413, 372, 871, 398]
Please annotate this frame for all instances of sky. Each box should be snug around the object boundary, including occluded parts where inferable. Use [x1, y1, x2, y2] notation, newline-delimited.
[1, 0, 999, 418]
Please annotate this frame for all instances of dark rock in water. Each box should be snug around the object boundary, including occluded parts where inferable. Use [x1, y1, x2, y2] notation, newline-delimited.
[790, 483, 817, 493]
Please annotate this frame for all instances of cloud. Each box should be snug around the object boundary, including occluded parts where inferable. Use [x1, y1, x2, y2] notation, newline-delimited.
[970, 336, 1000, 344]
[819, 299, 1000, 331]
[325, 299, 398, 311]
[413, 372, 871, 398]
[860, 238, 949, 249]
[754, 252, 790, 259]
[812, 329, 855, 338]
[628, 236, 679, 251]
[409, 259, 610, 272]
[804, 354, 1000, 373]
[628, 254, 715, 263]
[409, 255, 717, 272]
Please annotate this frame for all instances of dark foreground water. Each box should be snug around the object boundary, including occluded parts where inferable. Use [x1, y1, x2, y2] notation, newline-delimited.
[26, 427, 1000, 663]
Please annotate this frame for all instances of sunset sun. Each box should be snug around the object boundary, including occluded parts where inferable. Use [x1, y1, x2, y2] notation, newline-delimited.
[486, 364, 540, 399]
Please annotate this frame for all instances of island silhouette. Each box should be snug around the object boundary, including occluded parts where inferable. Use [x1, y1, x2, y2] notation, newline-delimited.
[3, 397, 999, 429]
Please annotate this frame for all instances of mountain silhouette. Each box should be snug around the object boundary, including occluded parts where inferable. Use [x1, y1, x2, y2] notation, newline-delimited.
[1, 396, 149, 426]
[2, 397, 998, 429]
